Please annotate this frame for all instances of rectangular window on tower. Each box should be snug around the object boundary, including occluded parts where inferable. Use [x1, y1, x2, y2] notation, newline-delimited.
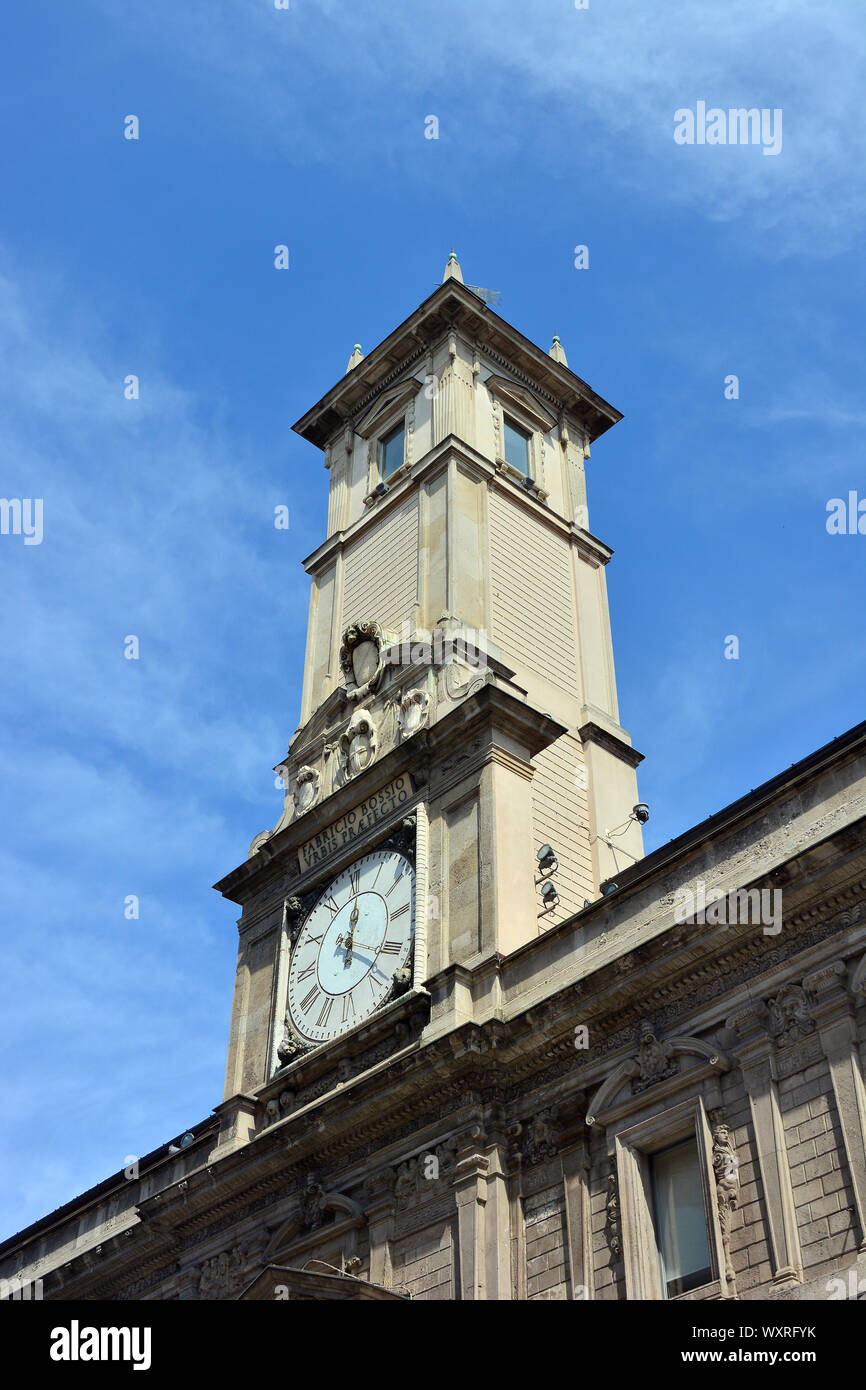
[378, 422, 406, 479]
[502, 416, 531, 476]
[650, 1137, 713, 1298]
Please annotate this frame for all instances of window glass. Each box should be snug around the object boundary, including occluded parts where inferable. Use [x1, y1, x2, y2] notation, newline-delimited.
[503, 417, 530, 475]
[379, 423, 405, 478]
[650, 1137, 712, 1297]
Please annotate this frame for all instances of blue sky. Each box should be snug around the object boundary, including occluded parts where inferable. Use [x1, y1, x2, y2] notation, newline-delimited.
[1, 1, 864, 1240]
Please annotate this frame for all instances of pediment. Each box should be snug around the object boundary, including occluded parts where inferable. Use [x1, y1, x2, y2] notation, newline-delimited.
[356, 377, 420, 438]
[484, 375, 557, 432]
[586, 1026, 730, 1131]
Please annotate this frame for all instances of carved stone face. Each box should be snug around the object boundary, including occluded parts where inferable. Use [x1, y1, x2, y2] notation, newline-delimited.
[351, 640, 379, 687]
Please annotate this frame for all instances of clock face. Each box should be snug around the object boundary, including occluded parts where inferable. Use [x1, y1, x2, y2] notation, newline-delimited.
[286, 849, 415, 1044]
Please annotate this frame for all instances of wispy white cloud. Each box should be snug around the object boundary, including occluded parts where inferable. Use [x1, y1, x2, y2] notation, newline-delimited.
[91, 0, 866, 253]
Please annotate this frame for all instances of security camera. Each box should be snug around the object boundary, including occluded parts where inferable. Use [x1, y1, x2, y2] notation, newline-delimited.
[633, 803, 650, 824]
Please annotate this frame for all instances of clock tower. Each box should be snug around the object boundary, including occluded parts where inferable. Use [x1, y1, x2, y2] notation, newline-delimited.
[7, 259, 862, 1310]
[215, 253, 644, 1102]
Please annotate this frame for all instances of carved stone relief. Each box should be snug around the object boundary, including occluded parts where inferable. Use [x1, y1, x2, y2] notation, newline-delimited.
[767, 983, 815, 1044]
[329, 707, 378, 787]
[397, 687, 430, 739]
[393, 1136, 459, 1205]
[198, 1246, 246, 1301]
[339, 621, 388, 703]
[520, 1109, 559, 1166]
[634, 1021, 678, 1092]
[710, 1116, 740, 1291]
[293, 765, 321, 818]
[605, 1160, 621, 1261]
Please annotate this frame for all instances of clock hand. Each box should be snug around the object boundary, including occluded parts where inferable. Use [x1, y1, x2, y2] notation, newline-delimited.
[338, 898, 362, 967]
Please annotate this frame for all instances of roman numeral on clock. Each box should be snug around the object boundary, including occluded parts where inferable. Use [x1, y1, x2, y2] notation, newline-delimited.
[385, 867, 408, 897]
[380, 940, 401, 954]
[296, 962, 316, 981]
[300, 986, 320, 1013]
[342, 994, 355, 1025]
[389, 902, 410, 919]
[349, 867, 360, 895]
[322, 897, 340, 917]
[316, 997, 333, 1029]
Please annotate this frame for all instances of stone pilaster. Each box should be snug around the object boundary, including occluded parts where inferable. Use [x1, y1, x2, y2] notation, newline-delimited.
[560, 1122, 593, 1300]
[365, 1170, 397, 1290]
[727, 1001, 802, 1286]
[451, 1125, 489, 1300]
[804, 959, 866, 1250]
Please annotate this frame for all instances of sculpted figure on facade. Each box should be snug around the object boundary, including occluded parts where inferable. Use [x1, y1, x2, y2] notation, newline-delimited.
[712, 1120, 740, 1288]
[634, 1021, 677, 1092]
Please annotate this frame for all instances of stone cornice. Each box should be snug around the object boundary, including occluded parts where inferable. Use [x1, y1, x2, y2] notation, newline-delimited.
[578, 719, 644, 769]
[215, 684, 565, 907]
[301, 433, 613, 578]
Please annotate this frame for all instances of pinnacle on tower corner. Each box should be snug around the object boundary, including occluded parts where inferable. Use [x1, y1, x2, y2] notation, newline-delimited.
[442, 248, 464, 284]
[549, 332, 568, 366]
[345, 342, 364, 373]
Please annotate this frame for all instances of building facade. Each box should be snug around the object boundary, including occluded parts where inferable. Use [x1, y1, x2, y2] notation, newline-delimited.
[2, 260, 866, 1302]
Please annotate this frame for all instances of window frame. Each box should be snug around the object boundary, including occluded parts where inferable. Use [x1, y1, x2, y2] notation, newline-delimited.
[501, 413, 532, 478]
[613, 1096, 726, 1301]
[377, 418, 407, 481]
[649, 1135, 714, 1298]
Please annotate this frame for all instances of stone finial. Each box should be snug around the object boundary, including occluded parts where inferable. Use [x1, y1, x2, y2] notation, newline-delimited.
[346, 342, 364, 373]
[442, 249, 464, 283]
[549, 332, 568, 365]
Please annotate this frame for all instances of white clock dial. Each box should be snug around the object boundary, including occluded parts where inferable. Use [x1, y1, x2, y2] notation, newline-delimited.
[286, 849, 415, 1044]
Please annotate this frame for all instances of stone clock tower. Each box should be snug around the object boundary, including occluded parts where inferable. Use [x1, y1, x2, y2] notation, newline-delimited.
[216, 253, 645, 1104]
[5, 258, 865, 1307]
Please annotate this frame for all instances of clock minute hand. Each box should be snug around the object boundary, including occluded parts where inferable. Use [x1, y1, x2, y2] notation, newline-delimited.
[341, 898, 361, 967]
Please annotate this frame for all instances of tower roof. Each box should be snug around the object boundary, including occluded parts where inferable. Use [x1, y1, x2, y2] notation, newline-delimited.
[293, 279, 621, 450]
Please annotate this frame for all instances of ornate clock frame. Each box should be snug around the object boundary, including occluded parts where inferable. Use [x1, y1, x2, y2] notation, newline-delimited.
[272, 814, 420, 1074]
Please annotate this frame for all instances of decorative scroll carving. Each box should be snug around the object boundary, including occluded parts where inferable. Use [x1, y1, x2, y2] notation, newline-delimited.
[711, 1118, 740, 1291]
[442, 659, 488, 703]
